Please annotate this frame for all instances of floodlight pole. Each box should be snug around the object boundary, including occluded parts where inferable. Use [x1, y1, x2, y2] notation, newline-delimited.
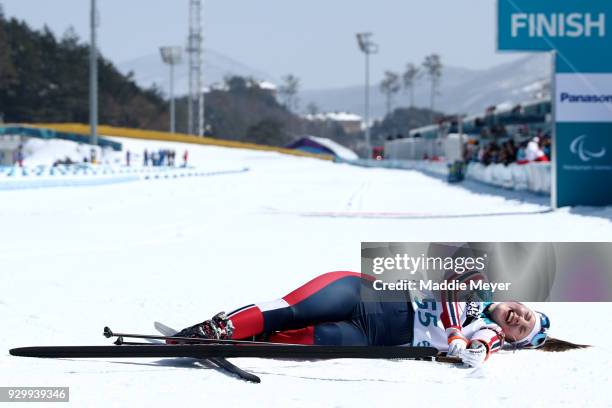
[160, 47, 183, 134]
[458, 114, 464, 154]
[365, 50, 370, 152]
[356, 33, 378, 157]
[188, 0, 204, 136]
[170, 62, 176, 133]
[89, 0, 98, 146]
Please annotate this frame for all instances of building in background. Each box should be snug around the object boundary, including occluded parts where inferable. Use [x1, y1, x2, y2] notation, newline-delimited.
[304, 112, 363, 135]
[258, 80, 278, 97]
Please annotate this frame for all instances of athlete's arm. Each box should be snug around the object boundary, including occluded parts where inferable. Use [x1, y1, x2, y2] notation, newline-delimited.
[440, 301, 467, 356]
[468, 327, 504, 359]
[439, 270, 490, 356]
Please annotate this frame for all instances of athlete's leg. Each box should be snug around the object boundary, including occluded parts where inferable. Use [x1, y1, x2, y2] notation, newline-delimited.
[267, 321, 369, 346]
[228, 271, 365, 340]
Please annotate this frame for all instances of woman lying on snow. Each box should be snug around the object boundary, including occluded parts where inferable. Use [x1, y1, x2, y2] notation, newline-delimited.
[173, 271, 587, 366]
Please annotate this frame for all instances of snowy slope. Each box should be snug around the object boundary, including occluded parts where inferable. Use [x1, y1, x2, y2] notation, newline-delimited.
[1, 138, 611, 407]
[22, 138, 112, 166]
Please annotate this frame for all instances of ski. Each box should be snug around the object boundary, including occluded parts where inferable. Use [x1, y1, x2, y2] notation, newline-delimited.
[108, 325, 461, 364]
[153, 322, 261, 383]
[8, 323, 453, 385]
[206, 357, 261, 383]
[153, 323, 462, 364]
[10, 344, 439, 360]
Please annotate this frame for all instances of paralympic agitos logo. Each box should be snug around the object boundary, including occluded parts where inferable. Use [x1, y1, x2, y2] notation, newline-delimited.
[569, 134, 606, 162]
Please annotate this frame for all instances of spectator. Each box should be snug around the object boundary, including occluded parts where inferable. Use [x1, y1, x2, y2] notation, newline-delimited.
[526, 137, 546, 162]
[150, 151, 158, 166]
[17, 145, 24, 167]
[183, 150, 189, 167]
[477, 144, 485, 164]
[143, 149, 149, 166]
[463, 140, 474, 163]
[499, 140, 516, 166]
[506, 140, 517, 162]
[487, 141, 500, 164]
[159, 149, 166, 166]
[542, 136, 552, 160]
[471, 140, 480, 162]
[126, 150, 131, 167]
[13, 145, 24, 167]
[516, 142, 528, 164]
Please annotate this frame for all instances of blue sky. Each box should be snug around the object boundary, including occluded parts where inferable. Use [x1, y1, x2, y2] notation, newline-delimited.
[1, 0, 525, 89]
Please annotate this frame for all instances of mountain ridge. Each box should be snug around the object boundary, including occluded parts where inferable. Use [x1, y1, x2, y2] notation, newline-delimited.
[120, 50, 552, 119]
[301, 53, 551, 118]
[118, 49, 277, 96]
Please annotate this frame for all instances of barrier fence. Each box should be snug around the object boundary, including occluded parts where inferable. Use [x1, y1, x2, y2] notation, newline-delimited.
[336, 157, 551, 195]
[0, 164, 250, 191]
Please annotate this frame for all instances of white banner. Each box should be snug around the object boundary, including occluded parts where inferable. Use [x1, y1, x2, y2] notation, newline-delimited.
[555, 73, 612, 122]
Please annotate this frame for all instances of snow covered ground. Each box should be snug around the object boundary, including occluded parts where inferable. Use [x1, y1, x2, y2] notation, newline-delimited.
[1, 138, 249, 191]
[1, 137, 611, 407]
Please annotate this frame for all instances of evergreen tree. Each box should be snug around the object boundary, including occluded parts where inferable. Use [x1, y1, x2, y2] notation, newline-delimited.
[246, 119, 289, 146]
[402, 63, 420, 108]
[422, 54, 443, 123]
[278, 74, 300, 112]
[371, 106, 443, 143]
[379, 71, 401, 115]
[0, 13, 167, 127]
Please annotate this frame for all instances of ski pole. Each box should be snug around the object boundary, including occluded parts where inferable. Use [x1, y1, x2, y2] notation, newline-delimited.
[103, 326, 306, 346]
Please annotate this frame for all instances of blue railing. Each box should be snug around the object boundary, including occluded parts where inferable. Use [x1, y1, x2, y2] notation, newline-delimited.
[0, 125, 122, 151]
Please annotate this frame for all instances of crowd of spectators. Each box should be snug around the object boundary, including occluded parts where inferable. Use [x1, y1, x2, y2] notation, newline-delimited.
[140, 149, 189, 167]
[463, 131, 551, 166]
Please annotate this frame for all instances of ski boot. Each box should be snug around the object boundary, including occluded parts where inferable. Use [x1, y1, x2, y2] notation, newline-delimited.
[169, 312, 234, 343]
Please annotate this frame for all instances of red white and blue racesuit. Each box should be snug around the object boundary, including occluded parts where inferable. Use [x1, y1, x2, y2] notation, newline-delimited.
[224, 271, 504, 359]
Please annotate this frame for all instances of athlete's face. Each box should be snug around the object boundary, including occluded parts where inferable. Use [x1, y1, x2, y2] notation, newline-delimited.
[490, 302, 536, 342]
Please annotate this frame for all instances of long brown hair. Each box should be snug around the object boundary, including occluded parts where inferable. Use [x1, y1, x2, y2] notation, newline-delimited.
[538, 337, 590, 352]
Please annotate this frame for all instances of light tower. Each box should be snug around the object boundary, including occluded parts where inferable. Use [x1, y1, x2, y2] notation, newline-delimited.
[89, 0, 99, 146]
[187, 0, 205, 136]
[356, 32, 378, 156]
[160, 47, 183, 133]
